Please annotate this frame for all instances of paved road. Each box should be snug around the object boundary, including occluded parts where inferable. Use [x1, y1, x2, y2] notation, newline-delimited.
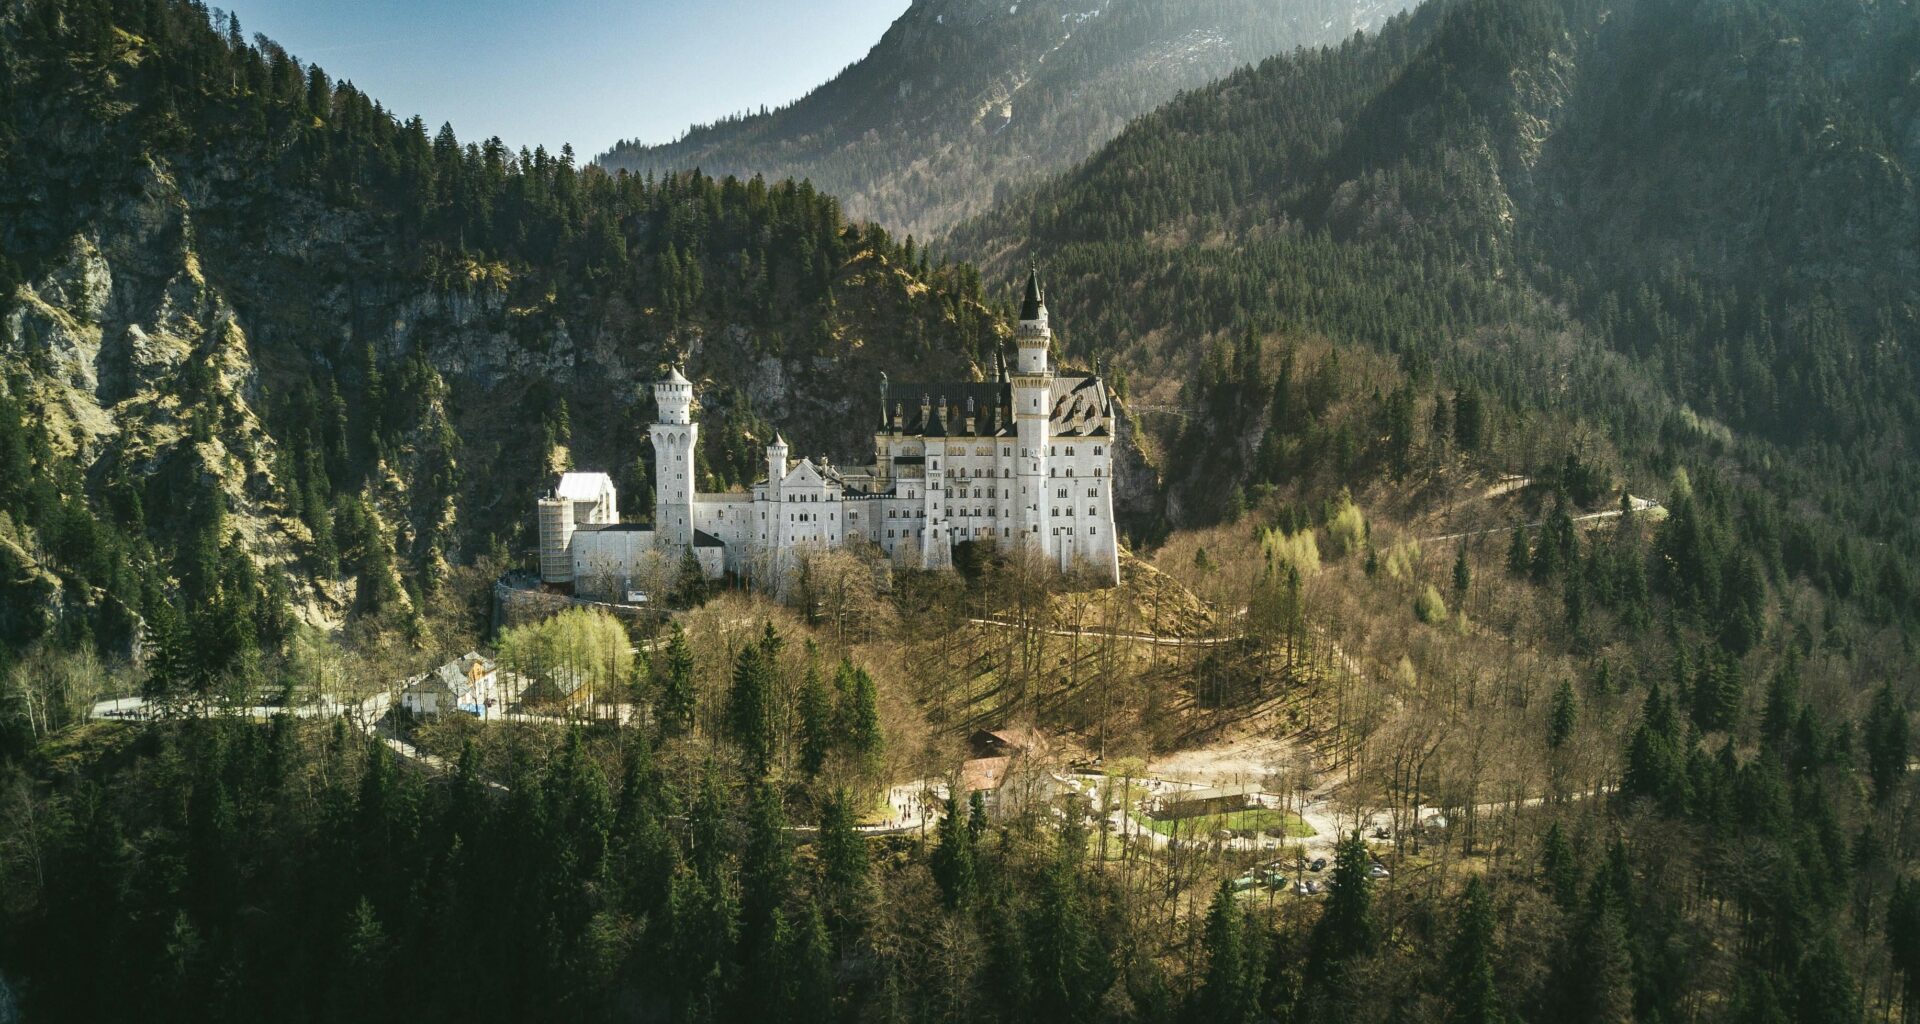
[91, 692, 391, 725]
[1422, 496, 1663, 545]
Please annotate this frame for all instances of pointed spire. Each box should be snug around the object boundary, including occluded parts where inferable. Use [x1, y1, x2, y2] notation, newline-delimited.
[1020, 260, 1045, 321]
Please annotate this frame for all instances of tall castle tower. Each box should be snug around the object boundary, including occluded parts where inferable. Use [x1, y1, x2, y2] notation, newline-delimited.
[1012, 264, 1053, 553]
[651, 368, 697, 552]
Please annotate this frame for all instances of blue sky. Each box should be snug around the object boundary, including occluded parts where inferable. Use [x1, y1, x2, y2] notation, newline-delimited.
[220, 0, 911, 158]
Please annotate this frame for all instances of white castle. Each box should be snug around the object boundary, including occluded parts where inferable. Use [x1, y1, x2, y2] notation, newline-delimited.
[536, 268, 1121, 598]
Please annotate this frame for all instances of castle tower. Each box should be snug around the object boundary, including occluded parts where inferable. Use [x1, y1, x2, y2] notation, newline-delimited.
[651, 367, 697, 552]
[767, 434, 790, 502]
[1012, 264, 1053, 554]
[537, 495, 576, 584]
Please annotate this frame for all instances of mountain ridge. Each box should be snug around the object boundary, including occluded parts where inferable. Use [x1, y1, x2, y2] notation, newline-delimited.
[598, 0, 1410, 238]
[949, 0, 1920, 511]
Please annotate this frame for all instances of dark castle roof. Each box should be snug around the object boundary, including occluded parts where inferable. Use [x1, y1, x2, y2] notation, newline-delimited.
[1020, 266, 1045, 321]
[885, 376, 1113, 439]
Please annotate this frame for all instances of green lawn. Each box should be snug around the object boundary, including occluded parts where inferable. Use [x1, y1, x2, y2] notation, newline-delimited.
[1132, 808, 1316, 838]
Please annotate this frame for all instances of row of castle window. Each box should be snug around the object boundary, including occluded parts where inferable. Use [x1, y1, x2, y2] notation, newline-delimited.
[934, 444, 1104, 456]
[941, 466, 1103, 479]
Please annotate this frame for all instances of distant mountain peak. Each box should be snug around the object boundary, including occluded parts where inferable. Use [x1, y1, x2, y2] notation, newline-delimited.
[598, 0, 1409, 239]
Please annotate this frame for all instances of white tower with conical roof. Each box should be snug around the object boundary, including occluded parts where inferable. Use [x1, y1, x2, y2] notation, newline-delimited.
[1013, 264, 1053, 555]
[651, 368, 697, 552]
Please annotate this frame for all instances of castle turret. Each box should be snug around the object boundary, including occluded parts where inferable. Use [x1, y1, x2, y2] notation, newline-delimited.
[1016, 263, 1050, 375]
[1012, 264, 1053, 553]
[767, 434, 790, 501]
[651, 368, 698, 552]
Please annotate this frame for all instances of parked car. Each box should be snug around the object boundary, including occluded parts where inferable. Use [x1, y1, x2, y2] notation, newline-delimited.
[1293, 881, 1314, 896]
[1309, 857, 1327, 872]
[1231, 874, 1259, 892]
[1368, 863, 1391, 879]
[1261, 871, 1287, 889]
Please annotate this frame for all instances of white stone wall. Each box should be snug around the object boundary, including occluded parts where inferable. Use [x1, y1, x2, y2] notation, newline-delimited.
[570, 529, 658, 600]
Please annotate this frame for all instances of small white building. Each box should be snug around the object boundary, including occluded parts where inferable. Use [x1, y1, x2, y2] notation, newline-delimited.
[536, 267, 1122, 597]
[400, 652, 501, 718]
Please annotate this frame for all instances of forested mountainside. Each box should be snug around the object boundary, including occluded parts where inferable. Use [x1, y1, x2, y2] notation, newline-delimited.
[596, 0, 1407, 239]
[0, 0, 1015, 672]
[956, 0, 1920, 551]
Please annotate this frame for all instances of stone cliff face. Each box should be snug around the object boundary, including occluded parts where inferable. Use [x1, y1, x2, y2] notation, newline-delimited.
[5, 165, 326, 622]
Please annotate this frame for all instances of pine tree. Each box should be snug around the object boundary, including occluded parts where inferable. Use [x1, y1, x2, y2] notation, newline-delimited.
[1548, 679, 1578, 750]
[835, 659, 884, 775]
[1445, 877, 1506, 1024]
[613, 738, 678, 919]
[1623, 683, 1691, 814]
[1507, 527, 1532, 578]
[1023, 850, 1111, 1022]
[1195, 880, 1263, 1023]
[687, 764, 729, 887]
[1454, 543, 1471, 596]
[1865, 684, 1909, 803]
[727, 635, 777, 776]
[674, 547, 708, 605]
[1562, 878, 1634, 1024]
[1316, 831, 1375, 959]
[930, 793, 975, 909]
[652, 623, 697, 740]
[780, 898, 835, 1024]
[1792, 931, 1861, 1024]
[1454, 387, 1486, 451]
[1888, 877, 1920, 1022]
[1540, 821, 1580, 909]
[741, 783, 791, 936]
[1301, 831, 1375, 1023]
[817, 789, 870, 934]
[798, 661, 832, 778]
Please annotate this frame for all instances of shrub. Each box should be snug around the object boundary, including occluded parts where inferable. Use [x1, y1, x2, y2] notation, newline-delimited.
[1384, 537, 1421, 581]
[1261, 527, 1321, 578]
[1328, 496, 1367, 558]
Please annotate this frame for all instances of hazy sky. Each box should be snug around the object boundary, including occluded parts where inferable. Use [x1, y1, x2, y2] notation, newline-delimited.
[220, 0, 911, 158]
